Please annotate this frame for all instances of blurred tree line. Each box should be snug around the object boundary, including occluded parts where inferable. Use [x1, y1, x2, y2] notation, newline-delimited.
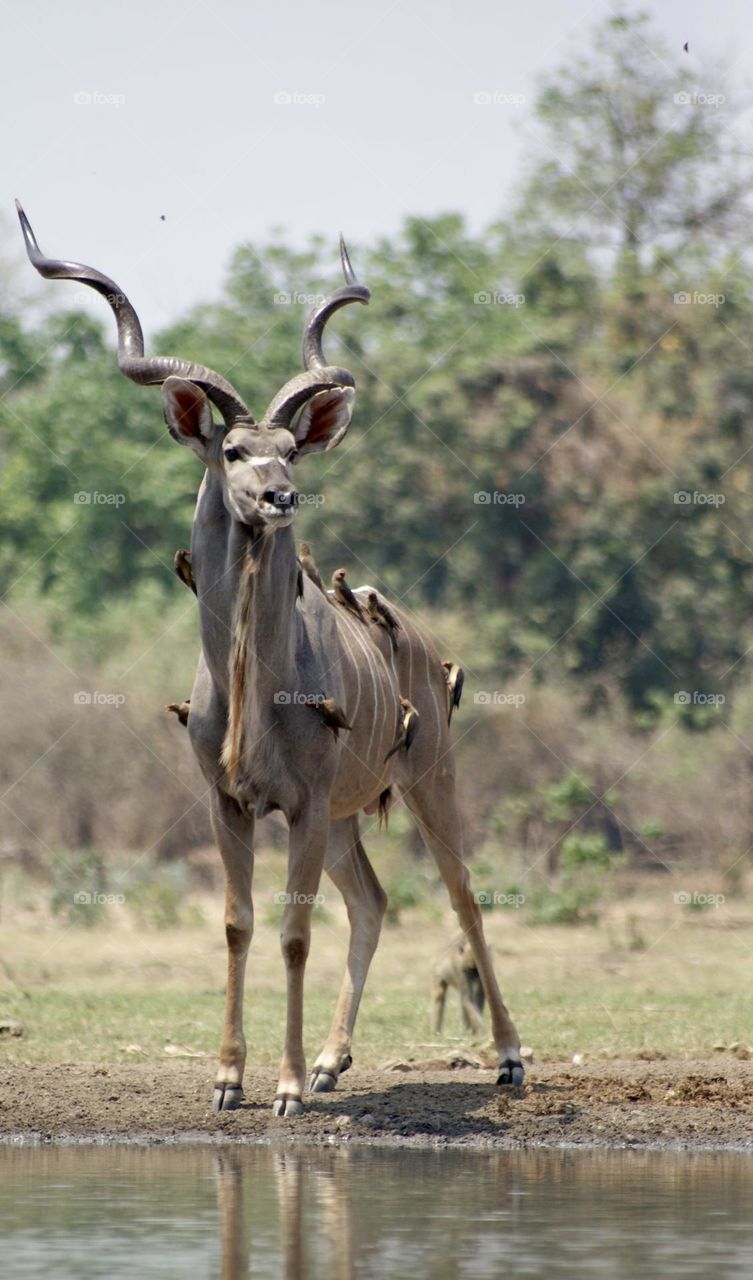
[1, 12, 751, 720]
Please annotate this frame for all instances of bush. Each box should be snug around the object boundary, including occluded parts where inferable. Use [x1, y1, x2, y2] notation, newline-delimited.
[560, 833, 612, 871]
[126, 863, 204, 930]
[527, 881, 601, 926]
[50, 847, 109, 928]
[384, 870, 424, 926]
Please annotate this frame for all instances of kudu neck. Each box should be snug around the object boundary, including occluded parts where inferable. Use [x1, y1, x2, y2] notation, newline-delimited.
[227, 519, 299, 699]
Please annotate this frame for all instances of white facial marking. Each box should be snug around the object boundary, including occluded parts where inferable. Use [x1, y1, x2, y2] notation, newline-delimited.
[258, 501, 295, 520]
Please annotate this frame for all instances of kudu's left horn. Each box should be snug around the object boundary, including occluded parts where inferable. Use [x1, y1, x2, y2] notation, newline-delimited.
[260, 234, 370, 430]
[15, 200, 252, 424]
[301, 235, 370, 370]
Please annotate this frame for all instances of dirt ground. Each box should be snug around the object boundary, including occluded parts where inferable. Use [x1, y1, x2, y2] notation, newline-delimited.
[2, 1056, 752, 1149]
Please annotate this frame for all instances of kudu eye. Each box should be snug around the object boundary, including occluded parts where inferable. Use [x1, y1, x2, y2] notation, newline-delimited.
[224, 446, 241, 462]
[287, 448, 299, 464]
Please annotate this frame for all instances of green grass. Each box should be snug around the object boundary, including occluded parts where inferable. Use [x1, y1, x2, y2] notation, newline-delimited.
[0, 988, 441, 1068]
[2, 872, 752, 1066]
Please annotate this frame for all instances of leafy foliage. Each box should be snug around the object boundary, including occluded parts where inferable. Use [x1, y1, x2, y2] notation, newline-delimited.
[1, 13, 752, 723]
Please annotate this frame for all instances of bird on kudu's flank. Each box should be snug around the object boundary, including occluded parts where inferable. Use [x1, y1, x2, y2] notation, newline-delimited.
[366, 590, 400, 651]
[299, 542, 326, 593]
[173, 549, 196, 595]
[304, 695, 352, 739]
[331, 568, 366, 620]
[165, 699, 191, 726]
[442, 661, 465, 725]
[384, 697, 420, 761]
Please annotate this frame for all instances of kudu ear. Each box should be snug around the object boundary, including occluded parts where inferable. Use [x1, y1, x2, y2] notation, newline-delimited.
[293, 387, 355, 456]
[162, 376, 220, 456]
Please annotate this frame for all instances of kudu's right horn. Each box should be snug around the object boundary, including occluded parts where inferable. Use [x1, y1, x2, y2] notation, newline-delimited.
[15, 200, 252, 425]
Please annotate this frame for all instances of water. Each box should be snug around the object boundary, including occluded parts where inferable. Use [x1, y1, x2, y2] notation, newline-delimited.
[1, 1144, 751, 1278]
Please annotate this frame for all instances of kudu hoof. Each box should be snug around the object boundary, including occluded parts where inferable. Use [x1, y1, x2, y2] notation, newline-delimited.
[273, 1093, 303, 1117]
[212, 1082, 244, 1112]
[309, 1054, 353, 1094]
[309, 1069, 337, 1094]
[496, 1059, 525, 1087]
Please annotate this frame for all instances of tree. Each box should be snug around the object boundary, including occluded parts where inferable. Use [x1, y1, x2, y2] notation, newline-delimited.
[517, 13, 748, 271]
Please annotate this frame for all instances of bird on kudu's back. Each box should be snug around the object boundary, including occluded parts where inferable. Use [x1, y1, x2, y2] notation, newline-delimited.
[331, 568, 366, 620]
[366, 590, 401, 651]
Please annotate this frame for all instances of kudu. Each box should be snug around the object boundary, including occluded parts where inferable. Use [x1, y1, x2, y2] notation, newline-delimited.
[17, 202, 524, 1113]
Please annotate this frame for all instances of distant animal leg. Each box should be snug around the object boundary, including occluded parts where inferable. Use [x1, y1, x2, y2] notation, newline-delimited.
[432, 977, 448, 1033]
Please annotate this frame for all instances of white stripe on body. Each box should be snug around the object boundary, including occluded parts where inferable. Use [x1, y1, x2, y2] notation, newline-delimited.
[421, 633, 441, 730]
[337, 609, 387, 765]
[335, 613, 362, 728]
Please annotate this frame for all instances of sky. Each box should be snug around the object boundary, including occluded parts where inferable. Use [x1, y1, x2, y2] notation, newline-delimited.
[0, 0, 751, 335]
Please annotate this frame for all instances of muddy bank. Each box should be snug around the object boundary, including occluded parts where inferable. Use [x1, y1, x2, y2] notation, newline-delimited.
[1, 1058, 752, 1149]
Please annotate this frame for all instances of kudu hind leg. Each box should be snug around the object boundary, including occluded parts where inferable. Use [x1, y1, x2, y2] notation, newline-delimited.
[403, 773, 524, 1085]
[310, 816, 387, 1093]
[211, 789, 255, 1112]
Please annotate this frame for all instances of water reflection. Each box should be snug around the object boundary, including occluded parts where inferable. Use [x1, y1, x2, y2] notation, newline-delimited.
[2, 1143, 752, 1278]
[214, 1148, 358, 1278]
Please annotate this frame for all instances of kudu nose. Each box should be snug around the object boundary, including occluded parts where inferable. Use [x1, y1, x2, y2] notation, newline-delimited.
[263, 487, 299, 512]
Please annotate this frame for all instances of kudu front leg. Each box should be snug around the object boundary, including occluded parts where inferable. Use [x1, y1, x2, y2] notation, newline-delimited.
[310, 817, 387, 1093]
[211, 789, 255, 1112]
[274, 806, 329, 1116]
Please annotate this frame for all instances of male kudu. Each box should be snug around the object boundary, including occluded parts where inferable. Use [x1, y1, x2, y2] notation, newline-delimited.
[17, 202, 524, 1113]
